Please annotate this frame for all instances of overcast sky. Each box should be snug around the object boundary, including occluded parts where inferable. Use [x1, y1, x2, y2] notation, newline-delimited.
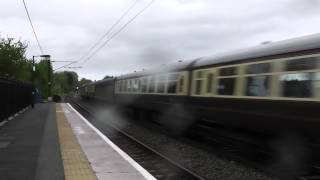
[1, 0, 320, 80]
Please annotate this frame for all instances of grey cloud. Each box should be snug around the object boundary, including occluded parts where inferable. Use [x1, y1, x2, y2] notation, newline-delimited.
[1, 0, 320, 80]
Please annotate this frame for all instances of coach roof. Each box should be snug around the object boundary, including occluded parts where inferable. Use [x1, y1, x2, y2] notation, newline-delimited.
[117, 59, 198, 79]
[118, 33, 320, 79]
[195, 33, 320, 68]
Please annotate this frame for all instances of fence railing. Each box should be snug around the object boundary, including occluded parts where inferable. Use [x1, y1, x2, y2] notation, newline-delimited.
[0, 77, 33, 122]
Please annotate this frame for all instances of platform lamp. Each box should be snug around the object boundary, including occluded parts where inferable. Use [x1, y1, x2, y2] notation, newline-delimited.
[32, 54, 51, 102]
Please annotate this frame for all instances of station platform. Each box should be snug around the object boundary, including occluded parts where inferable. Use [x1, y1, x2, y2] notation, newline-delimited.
[0, 103, 155, 180]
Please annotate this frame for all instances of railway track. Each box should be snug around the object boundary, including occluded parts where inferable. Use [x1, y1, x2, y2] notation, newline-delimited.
[68, 98, 205, 180]
[191, 119, 320, 180]
[69, 97, 320, 180]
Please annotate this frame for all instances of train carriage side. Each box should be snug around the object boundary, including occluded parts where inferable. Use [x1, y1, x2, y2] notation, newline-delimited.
[79, 78, 116, 104]
[80, 33, 320, 139]
[79, 83, 96, 100]
[114, 64, 195, 129]
[188, 47, 320, 139]
[94, 78, 116, 104]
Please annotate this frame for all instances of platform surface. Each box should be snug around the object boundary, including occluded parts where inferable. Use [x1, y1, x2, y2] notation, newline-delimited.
[0, 103, 64, 180]
[0, 103, 154, 180]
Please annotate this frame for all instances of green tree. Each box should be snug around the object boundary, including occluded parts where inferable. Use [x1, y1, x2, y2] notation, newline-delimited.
[53, 71, 79, 96]
[17, 60, 32, 82]
[78, 77, 92, 87]
[0, 35, 54, 99]
[103, 75, 113, 80]
[0, 36, 30, 81]
[34, 60, 52, 98]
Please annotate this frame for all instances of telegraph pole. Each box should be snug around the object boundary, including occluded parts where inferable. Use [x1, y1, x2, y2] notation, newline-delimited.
[31, 56, 35, 108]
[47, 59, 52, 99]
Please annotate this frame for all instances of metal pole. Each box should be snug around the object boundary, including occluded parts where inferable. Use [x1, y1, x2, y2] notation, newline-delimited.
[47, 59, 51, 100]
[31, 56, 35, 108]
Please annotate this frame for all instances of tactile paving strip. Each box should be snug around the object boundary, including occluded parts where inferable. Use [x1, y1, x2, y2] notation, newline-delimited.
[56, 104, 97, 180]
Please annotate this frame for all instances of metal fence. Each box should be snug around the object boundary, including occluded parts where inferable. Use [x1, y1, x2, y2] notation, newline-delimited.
[0, 77, 33, 122]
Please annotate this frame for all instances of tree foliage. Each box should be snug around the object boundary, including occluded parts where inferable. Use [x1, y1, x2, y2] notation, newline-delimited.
[34, 60, 52, 98]
[0, 35, 53, 98]
[0, 36, 31, 81]
[53, 71, 78, 96]
[0, 35, 94, 98]
[103, 75, 113, 80]
[78, 78, 92, 87]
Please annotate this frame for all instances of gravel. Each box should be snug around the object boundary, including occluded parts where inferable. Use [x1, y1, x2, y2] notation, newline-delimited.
[76, 99, 277, 180]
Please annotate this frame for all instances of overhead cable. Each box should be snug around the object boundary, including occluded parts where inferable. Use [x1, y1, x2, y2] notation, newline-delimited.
[81, 0, 155, 66]
[22, 0, 44, 54]
[78, 0, 139, 63]
[53, 61, 77, 71]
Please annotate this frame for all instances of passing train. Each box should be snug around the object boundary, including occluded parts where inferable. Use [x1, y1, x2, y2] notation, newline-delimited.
[79, 33, 320, 140]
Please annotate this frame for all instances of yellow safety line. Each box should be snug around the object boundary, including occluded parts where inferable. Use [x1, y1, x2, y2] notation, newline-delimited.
[56, 103, 97, 180]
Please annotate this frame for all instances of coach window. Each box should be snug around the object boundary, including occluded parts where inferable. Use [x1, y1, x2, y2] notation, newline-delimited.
[286, 57, 320, 71]
[194, 71, 205, 95]
[148, 76, 156, 93]
[206, 73, 214, 93]
[131, 79, 135, 92]
[137, 79, 141, 92]
[157, 75, 167, 93]
[246, 63, 271, 74]
[280, 57, 320, 98]
[132, 79, 136, 92]
[217, 67, 237, 95]
[245, 63, 271, 96]
[168, 73, 179, 94]
[131, 80, 135, 92]
[128, 80, 132, 92]
[121, 80, 126, 92]
[118, 81, 122, 92]
[120, 81, 122, 91]
[125, 80, 128, 92]
[246, 76, 270, 96]
[132, 79, 139, 92]
[219, 67, 236, 76]
[126, 80, 129, 92]
[141, 78, 148, 93]
[179, 76, 184, 93]
[136, 79, 140, 92]
[129, 80, 132, 91]
[280, 73, 313, 98]
[123, 80, 128, 92]
[315, 72, 320, 98]
[218, 78, 235, 95]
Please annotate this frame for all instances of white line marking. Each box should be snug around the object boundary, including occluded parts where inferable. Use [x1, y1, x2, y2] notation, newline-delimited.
[66, 103, 156, 180]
